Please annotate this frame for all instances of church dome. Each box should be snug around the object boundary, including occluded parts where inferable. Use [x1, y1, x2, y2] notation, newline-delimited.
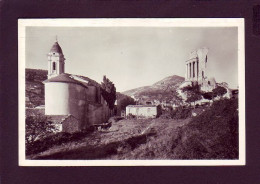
[50, 42, 63, 53]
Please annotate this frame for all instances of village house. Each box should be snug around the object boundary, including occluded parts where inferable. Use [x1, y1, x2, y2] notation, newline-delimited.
[43, 41, 116, 133]
[126, 105, 162, 119]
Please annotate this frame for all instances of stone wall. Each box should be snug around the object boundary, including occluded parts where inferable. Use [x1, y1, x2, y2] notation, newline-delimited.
[62, 115, 81, 133]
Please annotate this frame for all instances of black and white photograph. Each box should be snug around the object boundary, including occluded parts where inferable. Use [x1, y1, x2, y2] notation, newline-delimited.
[18, 19, 245, 166]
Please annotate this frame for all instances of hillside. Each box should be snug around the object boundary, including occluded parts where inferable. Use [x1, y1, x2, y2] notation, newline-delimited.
[26, 69, 48, 108]
[122, 75, 185, 102]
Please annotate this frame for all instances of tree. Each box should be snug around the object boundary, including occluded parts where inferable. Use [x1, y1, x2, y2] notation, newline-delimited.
[163, 84, 183, 107]
[116, 93, 136, 116]
[213, 86, 227, 99]
[26, 114, 57, 146]
[101, 75, 117, 109]
[171, 89, 183, 106]
[186, 92, 202, 107]
[202, 92, 214, 101]
[182, 84, 202, 107]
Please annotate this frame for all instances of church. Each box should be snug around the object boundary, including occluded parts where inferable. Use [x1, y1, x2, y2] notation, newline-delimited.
[43, 41, 116, 133]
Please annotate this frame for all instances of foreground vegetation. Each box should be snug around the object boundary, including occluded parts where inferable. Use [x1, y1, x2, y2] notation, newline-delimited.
[171, 98, 238, 159]
[27, 98, 238, 160]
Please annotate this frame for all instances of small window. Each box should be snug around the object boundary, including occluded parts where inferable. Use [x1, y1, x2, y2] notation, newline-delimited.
[53, 62, 56, 70]
[208, 81, 210, 85]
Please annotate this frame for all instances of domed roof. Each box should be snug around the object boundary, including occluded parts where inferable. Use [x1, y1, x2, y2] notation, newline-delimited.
[43, 73, 88, 88]
[50, 42, 63, 53]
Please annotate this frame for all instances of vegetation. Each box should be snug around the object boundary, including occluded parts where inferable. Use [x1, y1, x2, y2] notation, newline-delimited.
[212, 86, 227, 99]
[116, 93, 136, 116]
[27, 98, 238, 160]
[101, 75, 117, 109]
[202, 91, 214, 101]
[25, 69, 47, 107]
[26, 68, 48, 82]
[26, 115, 57, 147]
[172, 98, 238, 159]
[170, 106, 192, 119]
[26, 131, 91, 155]
[182, 84, 202, 106]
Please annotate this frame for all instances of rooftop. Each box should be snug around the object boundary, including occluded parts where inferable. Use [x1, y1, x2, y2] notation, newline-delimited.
[50, 41, 63, 53]
[127, 105, 158, 108]
[43, 73, 89, 88]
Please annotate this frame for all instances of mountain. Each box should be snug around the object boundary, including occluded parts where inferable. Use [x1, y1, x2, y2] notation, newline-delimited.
[122, 75, 185, 103]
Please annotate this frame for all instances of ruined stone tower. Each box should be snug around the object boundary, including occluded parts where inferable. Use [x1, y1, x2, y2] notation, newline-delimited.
[185, 47, 208, 82]
[184, 47, 216, 92]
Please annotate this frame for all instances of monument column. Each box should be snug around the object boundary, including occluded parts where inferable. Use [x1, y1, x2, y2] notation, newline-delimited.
[197, 60, 199, 80]
[189, 62, 191, 78]
[185, 64, 187, 80]
[191, 61, 194, 79]
[194, 61, 197, 80]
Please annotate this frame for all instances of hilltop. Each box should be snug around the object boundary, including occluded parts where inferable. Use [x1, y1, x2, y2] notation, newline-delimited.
[122, 75, 184, 102]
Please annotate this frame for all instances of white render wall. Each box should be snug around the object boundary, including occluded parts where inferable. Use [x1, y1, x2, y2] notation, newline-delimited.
[45, 82, 87, 126]
[126, 106, 158, 118]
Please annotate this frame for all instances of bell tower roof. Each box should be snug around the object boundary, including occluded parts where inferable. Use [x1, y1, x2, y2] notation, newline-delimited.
[50, 41, 63, 54]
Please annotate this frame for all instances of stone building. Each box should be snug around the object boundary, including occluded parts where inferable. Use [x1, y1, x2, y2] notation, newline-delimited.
[43, 41, 115, 132]
[126, 105, 161, 119]
[183, 48, 216, 92]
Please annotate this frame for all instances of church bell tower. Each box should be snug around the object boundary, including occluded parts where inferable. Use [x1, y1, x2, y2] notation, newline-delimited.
[47, 39, 65, 79]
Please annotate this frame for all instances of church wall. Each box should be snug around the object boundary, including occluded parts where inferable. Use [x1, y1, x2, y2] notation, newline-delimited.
[87, 103, 109, 125]
[85, 86, 97, 102]
[45, 82, 87, 125]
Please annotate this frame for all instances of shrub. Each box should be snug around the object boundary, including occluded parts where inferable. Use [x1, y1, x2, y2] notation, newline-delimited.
[170, 106, 192, 119]
[212, 86, 227, 99]
[172, 98, 238, 159]
[26, 115, 56, 146]
[26, 131, 91, 155]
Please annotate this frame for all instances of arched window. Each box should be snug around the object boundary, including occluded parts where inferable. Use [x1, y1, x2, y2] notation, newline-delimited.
[53, 62, 56, 70]
[202, 71, 204, 78]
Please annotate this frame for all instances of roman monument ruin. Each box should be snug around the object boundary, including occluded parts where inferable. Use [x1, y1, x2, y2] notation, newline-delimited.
[183, 47, 216, 92]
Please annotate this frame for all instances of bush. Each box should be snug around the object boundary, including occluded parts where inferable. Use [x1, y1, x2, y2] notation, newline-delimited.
[172, 98, 238, 159]
[26, 131, 90, 155]
[170, 106, 192, 119]
[26, 115, 56, 146]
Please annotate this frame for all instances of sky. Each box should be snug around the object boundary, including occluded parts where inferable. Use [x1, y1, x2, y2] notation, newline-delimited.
[25, 26, 238, 92]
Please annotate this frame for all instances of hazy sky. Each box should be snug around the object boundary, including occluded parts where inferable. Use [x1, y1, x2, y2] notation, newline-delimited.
[25, 26, 238, 92]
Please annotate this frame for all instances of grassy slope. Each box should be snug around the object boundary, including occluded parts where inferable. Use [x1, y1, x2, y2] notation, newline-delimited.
[28, 118, 189, 160]
[172, 98, 239, 159]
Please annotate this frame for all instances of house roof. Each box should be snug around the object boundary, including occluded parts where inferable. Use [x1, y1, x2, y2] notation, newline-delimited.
[43, 73, 88, 88]
[126, 105, 158, 108]
[50, 42, 63, 53]
[46, 114, 78, 124]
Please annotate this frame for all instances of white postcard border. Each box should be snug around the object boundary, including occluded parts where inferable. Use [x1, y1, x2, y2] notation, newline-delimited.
[18, 18, 245, 166]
